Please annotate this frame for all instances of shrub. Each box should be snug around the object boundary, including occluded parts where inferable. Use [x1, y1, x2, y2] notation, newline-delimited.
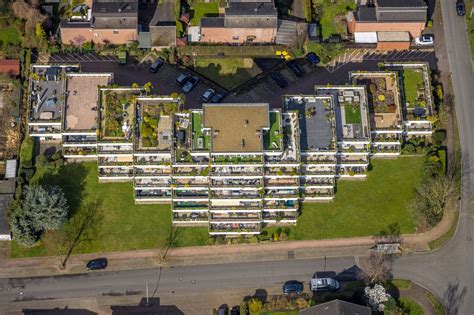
[433, 130, 446, 146]
[248, 298, 262, 315]
[35, 154, 49, 168]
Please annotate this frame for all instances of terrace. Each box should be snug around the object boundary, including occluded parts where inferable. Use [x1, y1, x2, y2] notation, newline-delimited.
[316, 87, 370, 142]
[209, 222, 261, 234]
[64, 73, 112, 131]
[263, 111, 283, 151]
[136, 100, 176, 151]
[210, 212, 261, 222]
[285, 96, 336, 152]
[351, 72, 402, 131]
[99, 89, 141, 141]
[263, 211, 298, 222]
[29, 66, 66, 122]
[384, 62, 434, 120]
[212, 155, 262, 164]
[211, 165, 262, 176]
[173, 212, 208, 222]
[174, 114, 193, 163]
[264, 199, 298, 210]
[301, 177, 335, 186]
[212, 177, 262, 187]
[192, 111, 211, 151]
[174, 177, 209, 187]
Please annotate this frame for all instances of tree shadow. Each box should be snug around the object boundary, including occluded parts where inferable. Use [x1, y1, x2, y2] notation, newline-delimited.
[38, 163, 88, 218]
[375, 222, 402, 244]
[243, 289, 268, 304]
[443, 281, 467, 315]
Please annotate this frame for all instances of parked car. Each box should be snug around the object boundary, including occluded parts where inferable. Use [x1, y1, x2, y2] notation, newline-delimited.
[456, 0, 466, 16]
[176, 73, 191, 85]
[310, 274, 340, 292]
[201, 88, 215, 102]
[287, 61, 305, 77]
[415, 34, 434, 46]
[86, 258, 108, 270]
[306, 52, 320, 66]
[271, 73, 288, 88]
[182, 76, 200, 93]
[210, 92, 224, 103]
[149, 58, 164, 73]
[283, 280, 304, 294]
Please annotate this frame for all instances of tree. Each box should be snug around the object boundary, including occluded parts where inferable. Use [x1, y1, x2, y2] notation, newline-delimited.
[59, 200, 103, 268]
[10, 185, 69, 245]
[144, 81, 153, 94]
[248, 298, 263, 315]
[35, 22, 46, 40]
[365, 284, 391, 312]
[362, 251, 395, 284]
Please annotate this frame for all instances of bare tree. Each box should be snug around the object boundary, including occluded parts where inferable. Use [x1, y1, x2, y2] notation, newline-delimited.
[361, 251, 395, 284]
[59, 200, 103, 268]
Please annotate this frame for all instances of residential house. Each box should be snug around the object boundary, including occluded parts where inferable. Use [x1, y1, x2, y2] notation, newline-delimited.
[199, 0, 278, 44]
[300, 299, 371, 315]
[60, 0, 138, 45]
[347, 0, 428, 50]
[0, 60, 20, 77]
[138, 0, 176, 49]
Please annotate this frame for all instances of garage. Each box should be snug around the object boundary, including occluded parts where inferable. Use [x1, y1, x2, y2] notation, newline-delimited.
[354, 32, 378, 44]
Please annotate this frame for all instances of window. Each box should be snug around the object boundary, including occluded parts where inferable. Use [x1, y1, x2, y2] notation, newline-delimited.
[113, 30, 119, 34]
[232, 36, 239, 40]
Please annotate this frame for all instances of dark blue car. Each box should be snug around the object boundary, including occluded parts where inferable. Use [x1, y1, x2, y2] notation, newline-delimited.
[86, 258, 108, 270]
[306, 52, 320, 66]
[282, 280, 304, 294]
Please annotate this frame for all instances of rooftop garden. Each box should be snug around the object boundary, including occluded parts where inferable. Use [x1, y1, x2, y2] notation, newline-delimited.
[264, 112, 282, 150]
[364, 77, 397, 114]
[189, 2, 219, 26]
[343, 102, 361, 124]
[401, 69, 426, 108]
[192, 112, 210, 150]
[101, 90, 137, 140]
[140, 105, 160, 148]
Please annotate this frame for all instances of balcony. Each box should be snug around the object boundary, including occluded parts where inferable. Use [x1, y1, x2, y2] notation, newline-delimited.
[63, 146, 97, 156]
[265, 188, 299, 199]
[263, 211, 298, 221]
[302, 165, 336, 175]
[173, 201, 208, 210]
[301, 177, 335, 186]
[211, 165, 262, 176]
[302, 187, 334, 198]
[134, 177, 170, 187]
[134, 156, 171, 165]
[337, 156, 369, 165]
[174, 178, 209, 187]
[173, 212, 208, 222]
[213, 155, 263, 164]
[99, 167, 133, 177]
[98, 144, 133, 154]
[212, 177, 262, 187]
[265, 177, 300, 186]
[301, 155, 336, 164]
[210, 189, 261, 199]
[209, 223, 261, 234]
[265, 166, 299, 176]
[264, 199, 298, 210]
[173, 190, 209, 199]
[135, 189, 172, 199]
[134, 167, 172, 176]
[210, 212, 261, 221]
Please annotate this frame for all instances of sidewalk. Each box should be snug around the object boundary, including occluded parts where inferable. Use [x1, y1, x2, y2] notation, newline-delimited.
[0, 203, 457, 279]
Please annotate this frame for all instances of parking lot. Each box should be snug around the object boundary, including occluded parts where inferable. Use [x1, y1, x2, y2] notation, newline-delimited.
[71, 49, 436, 109]
[81, 60, 225, 109]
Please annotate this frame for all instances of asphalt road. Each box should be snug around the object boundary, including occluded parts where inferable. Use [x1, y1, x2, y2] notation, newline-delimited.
[392, 2, 474, 314]
[0, 257, 356, 311]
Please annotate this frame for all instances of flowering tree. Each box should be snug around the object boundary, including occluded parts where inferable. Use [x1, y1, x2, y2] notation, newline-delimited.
[365, 284, 391, 312]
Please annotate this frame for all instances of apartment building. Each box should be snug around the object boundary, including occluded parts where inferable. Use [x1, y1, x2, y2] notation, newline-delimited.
[315, 86, 371, 178]
[349, 71, 403, 156]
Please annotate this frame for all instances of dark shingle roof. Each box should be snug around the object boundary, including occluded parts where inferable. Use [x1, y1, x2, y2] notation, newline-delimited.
[377, 0, 427, 8]
[300, 300, 372, 315]
[355, 6, 377, 21]
[201, 17, 225, 28]
[92, 1, 138, 17]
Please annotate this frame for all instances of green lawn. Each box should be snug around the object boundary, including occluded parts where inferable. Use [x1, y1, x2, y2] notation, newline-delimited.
[264, 112, 282, 150]
[11, 163, 209, 258]
[194, 58, 261, 90]
[398, 297, 425, 315]
[402, 69, 424, 107]
[0, 27, 21, 45]
[313, 0, 355, 39]
[192, 112, 210, 150]
[344, 103, 361, 124]
[268, 156, 422, 240]
[190, 3, 219, 26]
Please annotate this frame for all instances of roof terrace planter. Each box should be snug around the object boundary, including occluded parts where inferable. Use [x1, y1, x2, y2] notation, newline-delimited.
[213, 155, 263, 164]
[263, 112, 283, 151]
[192, 112, 211, 151]
[100, 90, 138, 141]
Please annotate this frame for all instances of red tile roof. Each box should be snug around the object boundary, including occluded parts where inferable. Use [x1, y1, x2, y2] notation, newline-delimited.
[0, 59, 20, 76]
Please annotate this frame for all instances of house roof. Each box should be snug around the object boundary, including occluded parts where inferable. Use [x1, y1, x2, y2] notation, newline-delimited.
[355, 6, 377, 21]
[201, 17, 225, 28]
[376, 0, 427, 8]
[0, 60, 20, 76]
[92, 0, 138, 17]
[149, 0, 175, 26]
[377, 31, 410, 42]
[300, 299, 371, 315]
[203, 103, 269, 153]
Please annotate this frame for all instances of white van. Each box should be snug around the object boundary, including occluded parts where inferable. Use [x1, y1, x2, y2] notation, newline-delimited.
[310, 275, 340, 292]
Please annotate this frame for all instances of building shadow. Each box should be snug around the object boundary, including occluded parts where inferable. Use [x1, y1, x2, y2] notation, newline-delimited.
[111, 297, 184, 315]
[23, 308, 97, 315]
